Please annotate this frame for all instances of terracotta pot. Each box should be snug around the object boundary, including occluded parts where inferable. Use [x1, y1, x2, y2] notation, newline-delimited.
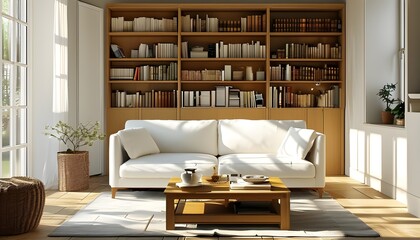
[57, 151, 89, 191]
[381, 111, 394, 124]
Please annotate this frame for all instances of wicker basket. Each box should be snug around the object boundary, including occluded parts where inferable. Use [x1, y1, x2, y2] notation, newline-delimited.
[57, 151, 89, 191]
[0, 177, 45, 235]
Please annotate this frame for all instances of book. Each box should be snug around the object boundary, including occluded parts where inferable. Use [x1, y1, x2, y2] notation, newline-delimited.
[228, 88, 240, 107]
[200, 91, 211, 107]
[224, 65, 232, 81]
[215, 86, 226, 107]
[110, 44, 125, 58]
[190, 51, 208, 58]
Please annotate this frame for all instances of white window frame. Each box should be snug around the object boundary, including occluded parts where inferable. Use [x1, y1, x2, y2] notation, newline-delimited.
[0, 0, 28, 177]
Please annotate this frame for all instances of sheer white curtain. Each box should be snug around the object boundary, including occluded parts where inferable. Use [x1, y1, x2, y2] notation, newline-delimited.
[53, 0, 68, 113]
[42, 0, 69, 189]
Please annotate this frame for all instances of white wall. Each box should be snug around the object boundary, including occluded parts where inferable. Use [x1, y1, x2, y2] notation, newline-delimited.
[346, 0, 419, 216]
[77, 2, 104, 175]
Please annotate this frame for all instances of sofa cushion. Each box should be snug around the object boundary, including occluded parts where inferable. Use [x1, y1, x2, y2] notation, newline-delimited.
[218, 119, 306, 155]
[117, 128, 160, 159]
[277, 127, 317, 159]
[125, 120, 218, 155]
[218, 154, 315, 178]
[119, 153, 217, 178]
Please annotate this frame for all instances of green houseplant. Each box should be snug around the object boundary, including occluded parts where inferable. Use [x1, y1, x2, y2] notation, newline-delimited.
[377, 83, 398, 124]
[391, 100, 405, 126]
[45, 121, 105, 191]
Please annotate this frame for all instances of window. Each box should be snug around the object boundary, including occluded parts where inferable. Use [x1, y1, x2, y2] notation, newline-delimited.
[1, 0, 27, 177]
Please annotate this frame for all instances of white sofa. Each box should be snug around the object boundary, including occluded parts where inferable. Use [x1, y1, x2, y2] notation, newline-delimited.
[109, 119, 325, 198]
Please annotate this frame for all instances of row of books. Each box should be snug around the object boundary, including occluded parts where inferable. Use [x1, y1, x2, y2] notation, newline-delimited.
[111, 16, 341, 33]
[110, 16, 178, 32]
[111, 90, 177, 108]
[111, 87, 338, 108]
[317, 85, 340, 108]
[137, 43, 178, 58]
[181, 14, 266, 32]
[181, 14, 218, 32]
[110, 63, 178, 81]
[181, 69, 223, 81]
[268, 85, 340, 108]
[275, 43, 342, 59]
[182, 87, 263, 108]
[134, 63, 177, 81]
[271, 18, 342, 32]
[181, 66, 264, 81]
[270, 64, 340, 81]
[181, 41, 266, 59]
[110, 68, 134, 80]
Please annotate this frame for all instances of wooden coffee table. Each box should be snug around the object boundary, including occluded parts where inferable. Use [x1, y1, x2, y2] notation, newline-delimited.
[164, 176, 290, 230]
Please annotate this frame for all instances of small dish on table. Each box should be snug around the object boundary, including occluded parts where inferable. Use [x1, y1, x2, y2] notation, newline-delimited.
[241, 175, 269, 183]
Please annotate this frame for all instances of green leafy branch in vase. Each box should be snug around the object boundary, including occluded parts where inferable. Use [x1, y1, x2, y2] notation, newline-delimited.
[45, 121, 105, 153]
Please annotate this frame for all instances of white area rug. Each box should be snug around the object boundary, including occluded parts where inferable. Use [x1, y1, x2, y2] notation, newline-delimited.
[49, 190, 380, 237]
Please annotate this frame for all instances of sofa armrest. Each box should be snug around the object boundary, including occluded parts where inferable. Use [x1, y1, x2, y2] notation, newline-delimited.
[109, 133, 126, 188]
[305, 132, 326, 187]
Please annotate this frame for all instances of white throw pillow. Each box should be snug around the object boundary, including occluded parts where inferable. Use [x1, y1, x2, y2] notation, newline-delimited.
[277, 127, 317, 159]
[118, 128, 160, 159]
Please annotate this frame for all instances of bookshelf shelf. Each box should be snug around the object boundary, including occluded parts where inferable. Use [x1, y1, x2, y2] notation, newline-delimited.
[270, 81, 342, 84]
[270, 32, 342, 37]
[181, 32, 267, 37]
[181, 80, 266, 84]
[109, 80, 178, 84]
[106, 3, 345, 176]
[270, 59, 342, 62]
[110, 58, 178, 62]
[109, 32, 178, 36]
[181, 58, 266, 62]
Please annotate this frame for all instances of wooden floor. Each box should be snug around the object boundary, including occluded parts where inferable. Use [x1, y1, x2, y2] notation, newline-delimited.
[2, 176, 420, 240]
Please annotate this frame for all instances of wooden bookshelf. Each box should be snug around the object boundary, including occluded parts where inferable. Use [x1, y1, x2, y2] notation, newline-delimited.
[105, 3, 345, 175]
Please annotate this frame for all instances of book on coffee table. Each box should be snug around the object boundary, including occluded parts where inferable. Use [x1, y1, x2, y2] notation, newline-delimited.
[229, 178, 271, 190]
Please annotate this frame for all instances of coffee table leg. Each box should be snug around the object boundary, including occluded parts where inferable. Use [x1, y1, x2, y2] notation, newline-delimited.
[166, 196, 175, 230]
[280, 195, 290, 230]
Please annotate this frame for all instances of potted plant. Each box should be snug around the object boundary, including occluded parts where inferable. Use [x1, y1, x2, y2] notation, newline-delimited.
[377, 83, 398, 124]
[391, 100, 405, 126]
[45, 121, 105, 191]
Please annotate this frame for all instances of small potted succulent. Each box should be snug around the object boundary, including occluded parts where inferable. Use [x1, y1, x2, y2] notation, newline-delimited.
[377, 83, 398, 124]
[45, 121, 105, 191]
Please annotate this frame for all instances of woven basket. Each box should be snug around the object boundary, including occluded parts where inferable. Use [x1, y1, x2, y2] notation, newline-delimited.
[0, 177, 45, 235]
[57, 151, 89, 191]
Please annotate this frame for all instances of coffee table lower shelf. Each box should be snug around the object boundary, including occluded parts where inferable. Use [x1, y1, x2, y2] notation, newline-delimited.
[165, 177, 290, 230]
[173, 199, 284, 226]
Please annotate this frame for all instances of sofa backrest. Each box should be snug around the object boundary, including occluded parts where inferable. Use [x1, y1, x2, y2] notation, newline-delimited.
[125, 120, 218, 155]
[218, 119, 306, 155]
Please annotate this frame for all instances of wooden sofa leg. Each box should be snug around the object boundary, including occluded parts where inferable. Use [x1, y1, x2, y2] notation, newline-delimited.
[315, 188, 324, 198]
[111, 188, 118, 199]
